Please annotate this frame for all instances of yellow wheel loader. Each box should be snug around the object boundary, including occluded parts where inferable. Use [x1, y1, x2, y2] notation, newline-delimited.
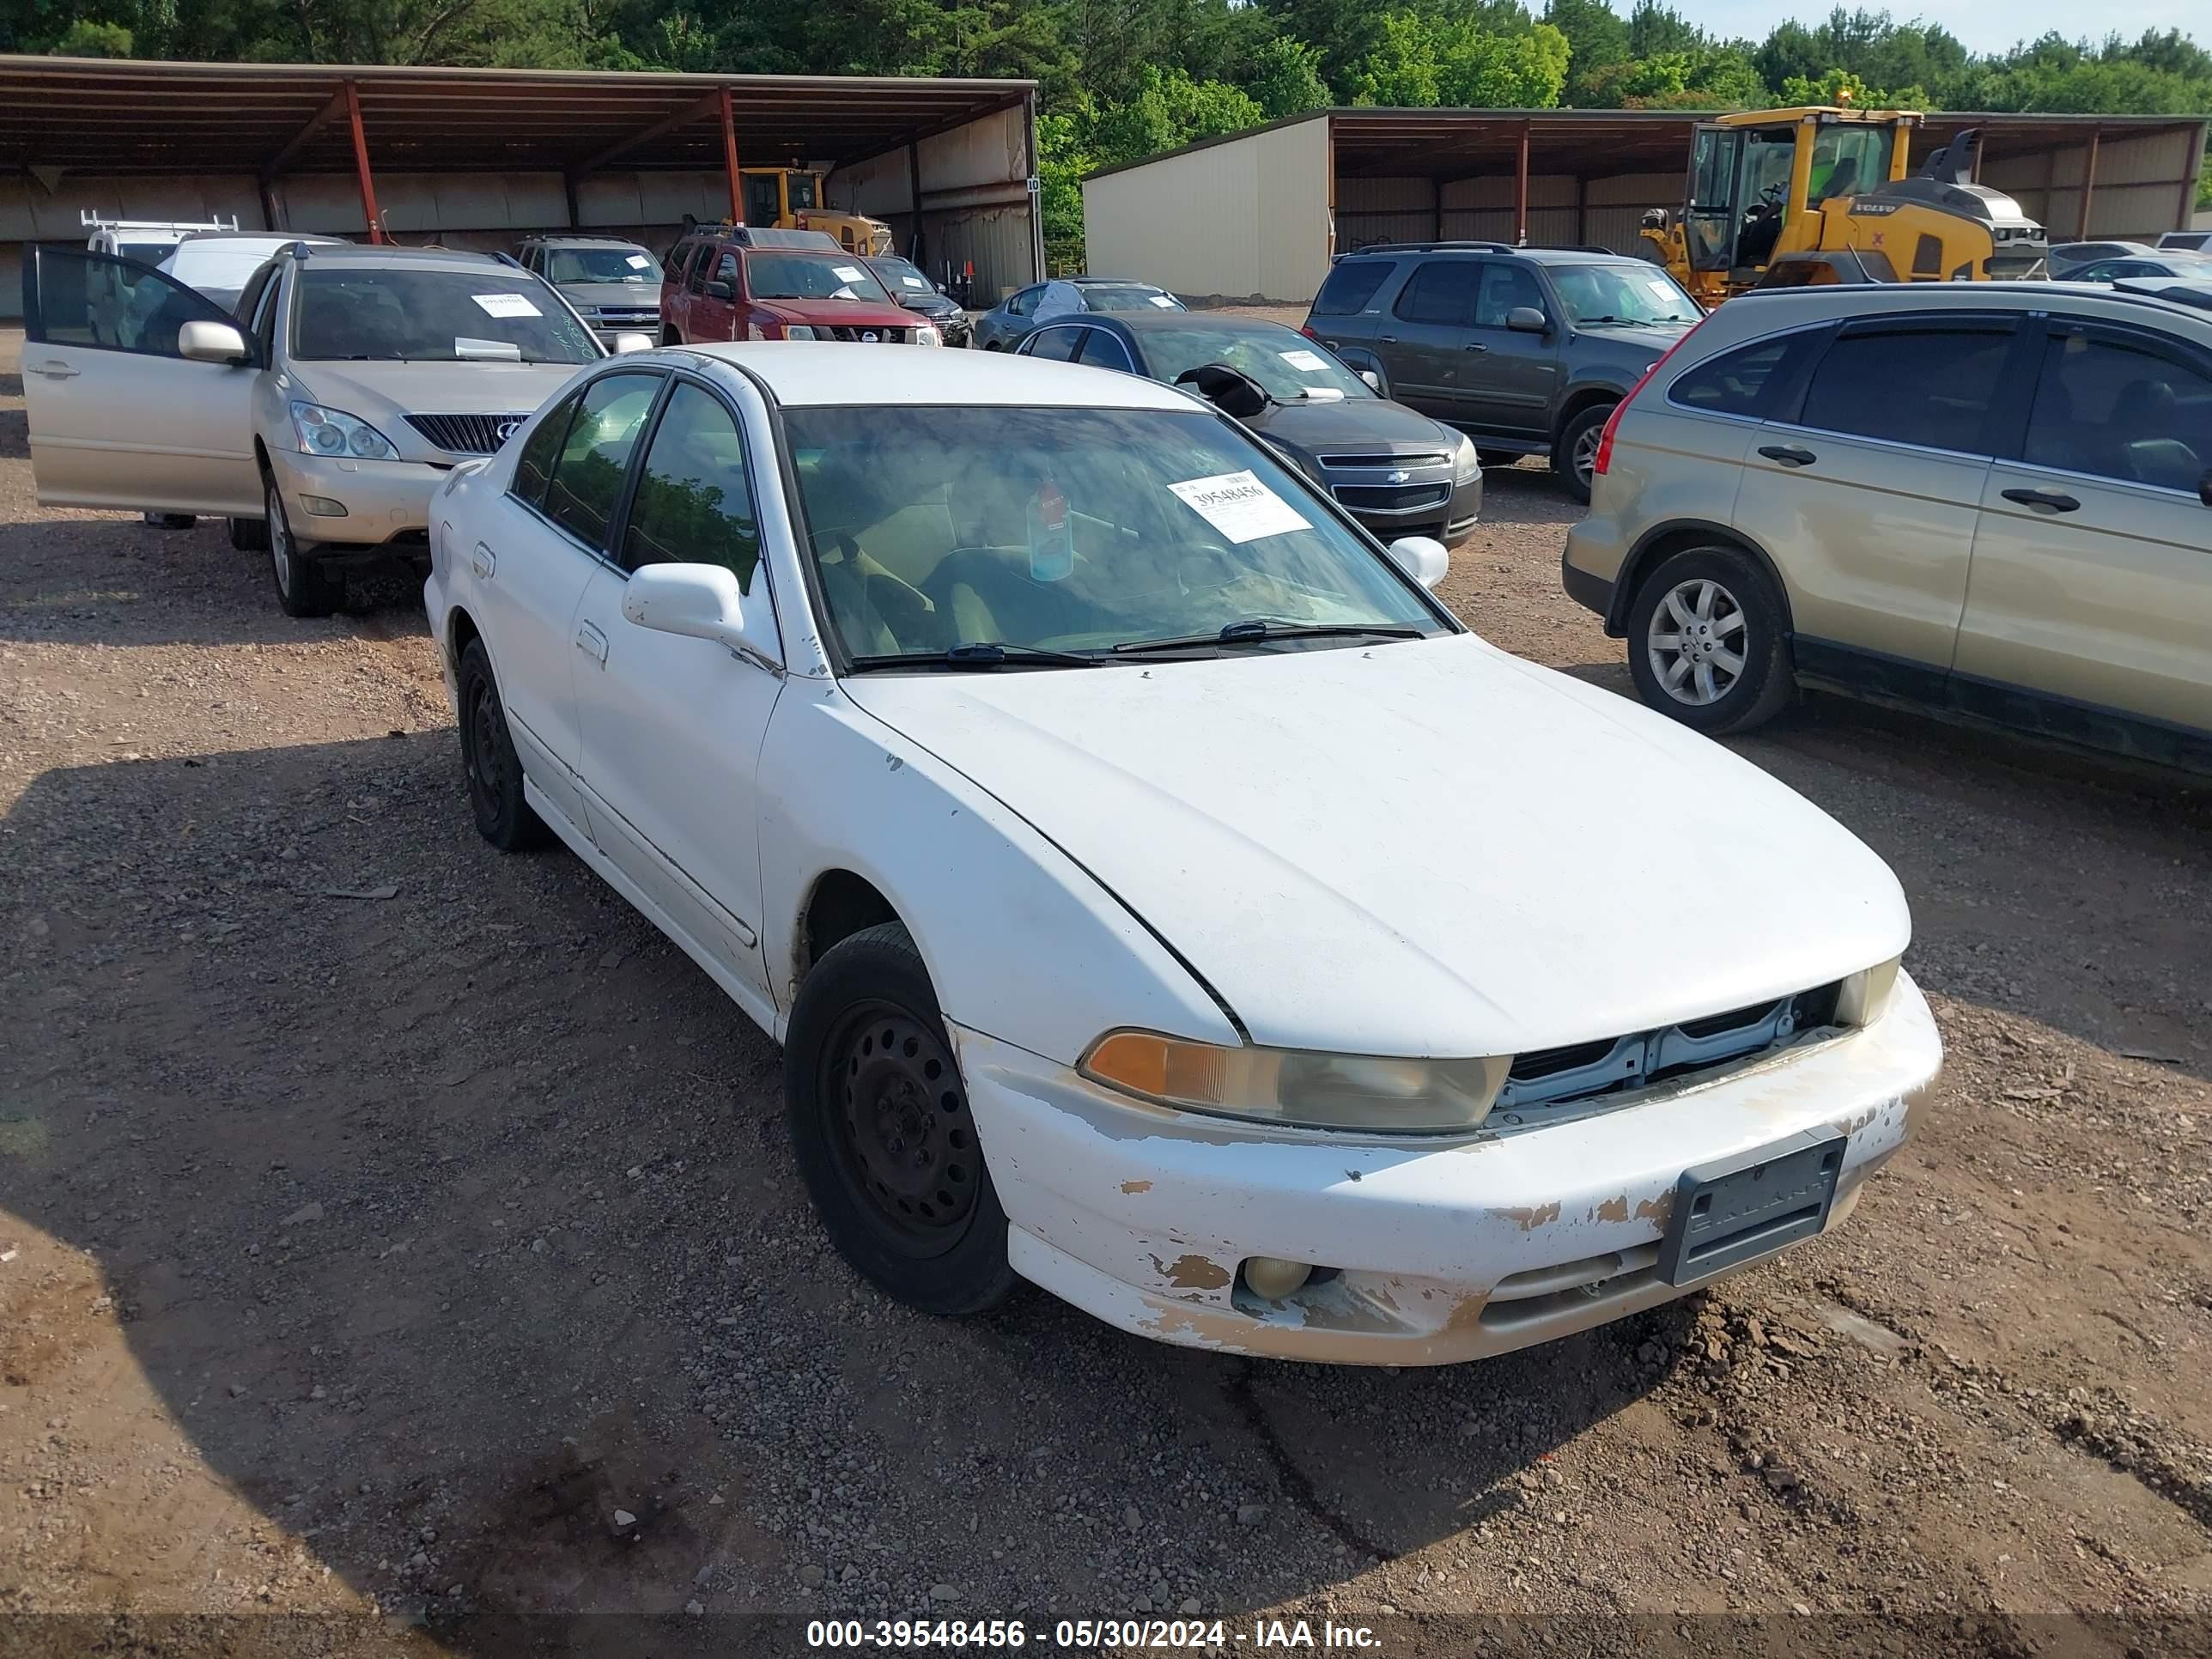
[1640, 107, 2049, 305]
[741, 167, 895, 257]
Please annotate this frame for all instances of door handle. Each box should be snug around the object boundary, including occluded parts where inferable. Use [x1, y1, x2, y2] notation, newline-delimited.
[1463, 342, 1488, 353]
[31, 360, 81, 380]
[471, 543, 495, 580]
[575, 621, 608, 665]
[1758, 444, 1817, 467]
[1380, 334, 1399, 343]
[2001, 487, 2080, 514]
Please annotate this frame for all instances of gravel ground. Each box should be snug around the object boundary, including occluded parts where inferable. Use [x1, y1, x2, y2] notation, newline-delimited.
[3, 325, 2210, 1657]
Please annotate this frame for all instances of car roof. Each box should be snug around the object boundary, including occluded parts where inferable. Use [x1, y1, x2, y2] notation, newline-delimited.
[1062, 276, 1164, 287]
[1336, 242, 1640, 267]
[523, 234, 647, 246]
[680, 341, 1198, 410]
[1072, 310, 1294, 335]
[1695, 276, 2212, 337]
[297, 246, 524, 275]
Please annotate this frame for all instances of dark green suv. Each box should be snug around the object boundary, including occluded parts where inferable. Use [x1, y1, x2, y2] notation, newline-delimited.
[1300, 243, 1704, 501]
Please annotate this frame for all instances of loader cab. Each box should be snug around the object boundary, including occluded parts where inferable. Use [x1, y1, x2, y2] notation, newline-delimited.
[1683, 110, 1913, 281]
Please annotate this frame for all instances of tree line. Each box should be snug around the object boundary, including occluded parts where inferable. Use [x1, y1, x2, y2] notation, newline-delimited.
[8, 0, 2207, 261]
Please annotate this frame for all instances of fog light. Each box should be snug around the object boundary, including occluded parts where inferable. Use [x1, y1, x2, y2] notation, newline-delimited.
[1242, 1256, 1312, 1301]
[300, 495, 349, 518]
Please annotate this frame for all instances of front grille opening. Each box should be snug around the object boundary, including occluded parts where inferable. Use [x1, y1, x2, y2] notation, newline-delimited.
[1334, 483, 1450, 511]
[1493, 981, 1844, 1120]
[1316, 450, 1449, 469]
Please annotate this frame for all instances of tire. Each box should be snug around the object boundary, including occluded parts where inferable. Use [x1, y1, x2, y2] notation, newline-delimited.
[228, 515, 269, 552]
[264, 475, 341, 618]
[1553, 403, 1614, 503]
[1476, 449, 1522, 469]
[660, 326, 682, 347]
[143, 512, 196, 529]
[784, 921, 1016, 1316]
[981, 340, 1002, 352]
[1625, 547, 1795, 736]
[456, 640, 549, 852]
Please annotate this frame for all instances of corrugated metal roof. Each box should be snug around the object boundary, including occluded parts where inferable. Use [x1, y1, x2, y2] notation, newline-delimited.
[0, 54, 1034, 177]
[1083, 106, 2209, 184]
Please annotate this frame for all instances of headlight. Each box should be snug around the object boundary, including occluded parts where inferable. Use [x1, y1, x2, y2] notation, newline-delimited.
[783, 324, 817, 340]
[1452, 433, 1481, 486]
[1837, 957, 1902, 1027]
[1080, 1030, 1508, 1133]
[913, 323, 942, 347]
[290, 402, 398, 461]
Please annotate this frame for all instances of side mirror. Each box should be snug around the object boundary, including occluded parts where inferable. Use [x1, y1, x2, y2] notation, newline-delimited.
[1358, 368, 1382, 391]
[1505, 307, 1549, 334]
[179, 319, 250, 365]
[1386, 535, 1449, 591]
[704, 280, 734, 301]
[622, 562, 750, 653]
[611, 332, 654, 356]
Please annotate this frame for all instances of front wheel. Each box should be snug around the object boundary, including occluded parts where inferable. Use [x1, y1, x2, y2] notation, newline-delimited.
[1625, 548, 1795, 736]
[264, 476, 341, 618]
[1553, 404, 1613, 504]
[784, 922, 1016, 1316]
[456, 640, 549, 851]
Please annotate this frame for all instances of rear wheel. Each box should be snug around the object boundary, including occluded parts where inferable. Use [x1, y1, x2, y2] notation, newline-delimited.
[264, 476, 341, 618]
[1626, 547, 1795, 736]
[1553, 403, 1613, 503]
[785, 922, 1015, 1316]
[456, 640, 548, 851]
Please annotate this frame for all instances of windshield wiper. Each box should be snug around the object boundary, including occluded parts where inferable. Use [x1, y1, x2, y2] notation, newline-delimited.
[1111, 619, 1425, 655]
[847, 641, 1103, 672]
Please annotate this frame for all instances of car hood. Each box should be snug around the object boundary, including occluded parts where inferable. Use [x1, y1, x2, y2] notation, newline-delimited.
[1573, 320, 1697, 356]
[756, 299, 919, 329]
[289, 359, 584, 434]
[843, 634, 1909, 1058]
[556, 281, 660, 309]
[1243, 395, 1458, 456]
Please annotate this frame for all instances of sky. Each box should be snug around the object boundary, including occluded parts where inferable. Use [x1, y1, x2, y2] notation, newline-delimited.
[1677, 0, 2203, 55]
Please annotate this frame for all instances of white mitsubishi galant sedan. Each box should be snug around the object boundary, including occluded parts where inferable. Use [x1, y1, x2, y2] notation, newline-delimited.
[425, 343, 1942, 1365]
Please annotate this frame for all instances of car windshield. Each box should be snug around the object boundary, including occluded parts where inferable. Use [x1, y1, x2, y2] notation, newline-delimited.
[119, 240, 177, 264]
[868, 258, 939, 298]
[785, 405, 1443, 665]
[290, 268, 598, 364]
[1549, 264, 1702, 326]
[1135, 324, 1374, 402]
[745, 252, 891, 303]
[545, 246, 658, 285]
[1083, 286, 1182, 313]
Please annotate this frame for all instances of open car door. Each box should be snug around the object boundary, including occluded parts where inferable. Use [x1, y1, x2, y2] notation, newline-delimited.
[21, 245, 262, 517]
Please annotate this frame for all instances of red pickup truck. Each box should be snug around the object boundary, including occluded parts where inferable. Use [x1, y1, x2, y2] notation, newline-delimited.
[659, 227, 938, 346]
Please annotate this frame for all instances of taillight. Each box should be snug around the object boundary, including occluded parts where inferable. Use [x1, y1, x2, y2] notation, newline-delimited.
[1590, 313, 1710, 479]
[1300, 324, 1319, 339]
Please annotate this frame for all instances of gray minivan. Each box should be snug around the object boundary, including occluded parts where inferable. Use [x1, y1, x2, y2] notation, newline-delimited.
[1301, 243, 1704, 501]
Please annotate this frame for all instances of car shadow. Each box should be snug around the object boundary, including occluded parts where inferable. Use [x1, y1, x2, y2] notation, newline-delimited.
[0, 404, 25, 461]
[0, 732, 1696, 1650]
[0, 513, 429, 648]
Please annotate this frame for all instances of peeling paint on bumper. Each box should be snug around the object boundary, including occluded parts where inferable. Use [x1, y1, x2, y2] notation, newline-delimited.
[952, 970, 1942, 1366]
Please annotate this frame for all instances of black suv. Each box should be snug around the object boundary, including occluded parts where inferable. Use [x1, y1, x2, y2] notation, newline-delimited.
[1301, 242, 1704, 501]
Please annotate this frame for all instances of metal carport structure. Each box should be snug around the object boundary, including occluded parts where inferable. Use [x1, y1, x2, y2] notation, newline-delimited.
[0, 55, 1044, 314]
[1082, 106, 2210, 305]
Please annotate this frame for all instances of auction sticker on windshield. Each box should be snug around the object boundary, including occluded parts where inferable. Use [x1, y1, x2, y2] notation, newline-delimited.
[1148, 295, 1179, 307]
[1279, 349, 1329, 372]
[835, 265, 867, 283]
[626, 253, 653, 269]
[472, 293, 542, 319]
[1168, 471, 1310, 544]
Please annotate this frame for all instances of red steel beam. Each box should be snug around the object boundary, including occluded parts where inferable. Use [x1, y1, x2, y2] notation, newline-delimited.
[344, 79, 383, 245]
[720, 86, 743, 224]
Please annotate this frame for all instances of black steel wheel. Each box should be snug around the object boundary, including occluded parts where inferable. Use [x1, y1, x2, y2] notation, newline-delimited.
[456, 640, 548, 851]
[785, 922, 1016, 1314]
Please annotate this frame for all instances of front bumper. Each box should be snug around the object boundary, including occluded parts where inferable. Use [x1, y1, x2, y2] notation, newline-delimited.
[266, 448, 446, 550]
[952, 970, 1941, 1366]
[1336, 471, 1482, 550]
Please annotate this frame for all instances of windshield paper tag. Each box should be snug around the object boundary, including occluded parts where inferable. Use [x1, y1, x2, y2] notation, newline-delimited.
[625, 253, 653, 269]
[835, 265, 867, 282]
[1279, 349, 1328, 372]
[1645, 277, 1677, 299]
[1167, 471, 1310, 544]
[902, 275, 928, 288]
[1029, 479, 1073, 582]
[471, 293, 541, 319]
[1147, 294, 1179, 307]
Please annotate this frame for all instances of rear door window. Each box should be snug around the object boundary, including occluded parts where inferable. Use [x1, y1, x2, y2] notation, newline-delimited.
[1796, 319, 2017, 453]
[1393, 261, 1476, 327]
[2022, 325, 2212, 493]
[1312, 260, 1394, 317]
[539, 372, 663, 551]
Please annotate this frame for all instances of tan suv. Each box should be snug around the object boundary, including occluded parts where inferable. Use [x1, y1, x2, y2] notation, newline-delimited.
[1562, 282, 2212, 774]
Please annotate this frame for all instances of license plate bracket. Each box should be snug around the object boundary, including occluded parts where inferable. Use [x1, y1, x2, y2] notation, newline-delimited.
[1659, 1128, 1845, 1288]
